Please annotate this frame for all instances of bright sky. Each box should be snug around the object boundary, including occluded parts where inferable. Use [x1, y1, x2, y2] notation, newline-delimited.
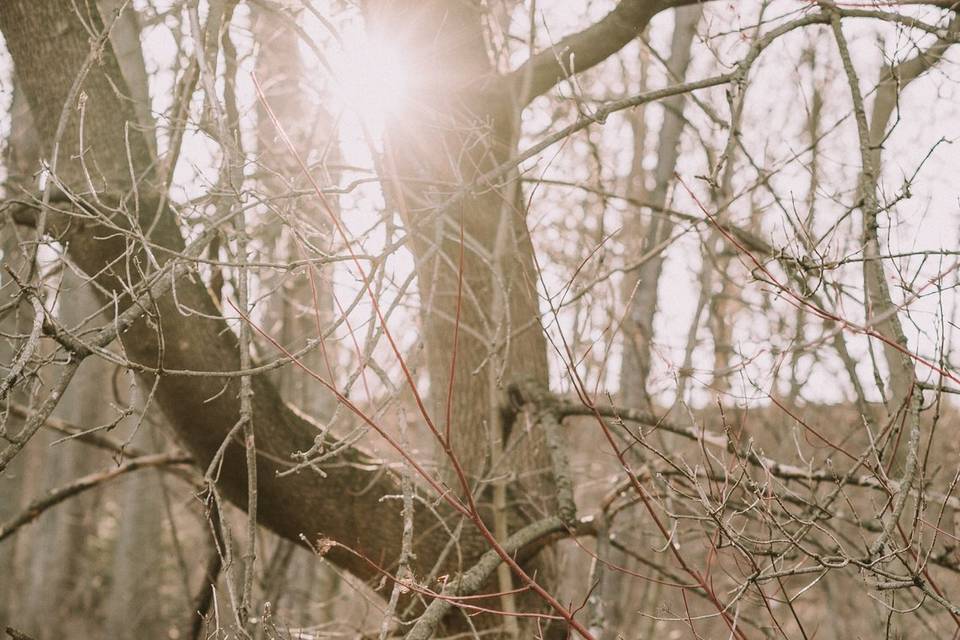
[1, 1, 958, 410]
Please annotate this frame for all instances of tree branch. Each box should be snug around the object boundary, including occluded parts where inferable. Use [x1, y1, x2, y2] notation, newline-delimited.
[507, 0, 702, 104]
[0, 452, 192, 542]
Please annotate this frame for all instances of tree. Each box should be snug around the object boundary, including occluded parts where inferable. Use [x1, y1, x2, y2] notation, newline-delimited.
[3, 1, 960, 638]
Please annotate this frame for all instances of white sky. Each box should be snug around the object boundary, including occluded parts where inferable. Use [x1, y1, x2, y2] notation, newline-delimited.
[1, 0, 958, 411]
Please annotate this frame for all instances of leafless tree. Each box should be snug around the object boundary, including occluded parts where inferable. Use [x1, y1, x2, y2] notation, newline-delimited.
[2, 1, 960, 638]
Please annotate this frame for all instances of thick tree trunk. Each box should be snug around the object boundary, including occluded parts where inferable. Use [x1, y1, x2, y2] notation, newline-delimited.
[366, 3, 560, 632]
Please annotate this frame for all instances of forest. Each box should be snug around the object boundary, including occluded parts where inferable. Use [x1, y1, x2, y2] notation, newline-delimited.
[2, 0, 960, 638]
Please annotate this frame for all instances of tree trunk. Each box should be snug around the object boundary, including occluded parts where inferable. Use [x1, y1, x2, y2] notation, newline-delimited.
[0, 78, 38, 631]
[619, 5, 702, 410]
[253, 5, 340, 627]
[103, 410, 165, 639]
[24, 278, 112, 638]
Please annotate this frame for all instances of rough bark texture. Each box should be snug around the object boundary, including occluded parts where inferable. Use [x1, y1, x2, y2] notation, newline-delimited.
[368, 0, 552, 495]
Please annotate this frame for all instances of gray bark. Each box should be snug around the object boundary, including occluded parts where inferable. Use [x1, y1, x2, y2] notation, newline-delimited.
[103, 410, 165, 638]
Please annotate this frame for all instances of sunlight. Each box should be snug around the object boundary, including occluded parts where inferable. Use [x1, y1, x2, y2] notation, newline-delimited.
[327, 29, 410, 133]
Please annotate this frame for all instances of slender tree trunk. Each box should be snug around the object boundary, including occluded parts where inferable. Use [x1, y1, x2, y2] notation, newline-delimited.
[98, 0, 156, 159]
[619, 6, 702, 410]
[24, 276, 112, 638]
[254, 4, 338, 423]
[78, 6, 169, 635]
[0, 232, 30, 630]
[603, 11, 701, 636]
[104, 412, 165, 638]
[253, 5, 340, 627]
[0, 78, 38, 631]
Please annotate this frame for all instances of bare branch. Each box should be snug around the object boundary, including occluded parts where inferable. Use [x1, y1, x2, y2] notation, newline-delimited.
[0, 452, 192, 542]
[506, 0, 703, 104]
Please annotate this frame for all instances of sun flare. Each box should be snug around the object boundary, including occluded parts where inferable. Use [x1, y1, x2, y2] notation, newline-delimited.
[329, 33, 411, 130]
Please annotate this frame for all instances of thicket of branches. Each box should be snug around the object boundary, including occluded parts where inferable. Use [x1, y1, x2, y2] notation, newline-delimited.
[2, 1, 960, 638]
